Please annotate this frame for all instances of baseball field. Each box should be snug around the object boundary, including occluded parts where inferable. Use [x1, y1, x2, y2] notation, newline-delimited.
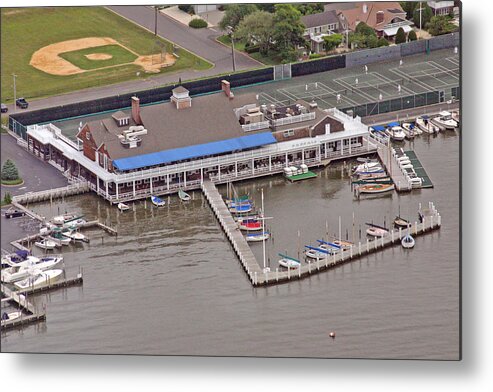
[0, 7, 212, 102]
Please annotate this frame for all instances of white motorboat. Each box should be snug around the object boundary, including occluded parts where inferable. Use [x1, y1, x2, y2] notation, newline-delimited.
[415, 116, 440, 134]
[278, 254, 301, 269]
[353, 162, 383, 175]
[62, 217, 86, 228]
[246, 232, 270, 242]
[34, 238, 57, 250]
[118, 202, 130, 212]
[1, 255, 63, 283]
[14, 269, 64, 291]
[62, 228, 88, 242]
[401, 234, 415, 248]
[401, 122, 416, 139]
[385, 125, 406, 141]
[52, 213, 78, 225]
[431, 111, 458, 131]
[451, 110, 460, 126]
[151, 195, 166, 207]
[1, 311, 23, 323]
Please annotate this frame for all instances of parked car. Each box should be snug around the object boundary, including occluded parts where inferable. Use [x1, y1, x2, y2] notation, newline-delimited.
[1, 103, 8, 113]
[15, 98, 28, 109]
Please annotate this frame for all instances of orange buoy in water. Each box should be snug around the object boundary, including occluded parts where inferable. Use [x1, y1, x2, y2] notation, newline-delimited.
[329, 332, 336, 338]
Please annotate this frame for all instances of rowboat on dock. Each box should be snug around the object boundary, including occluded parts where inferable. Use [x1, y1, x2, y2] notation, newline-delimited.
[34, 238, 57, 250]
[178, 189, 191, 202]
[151, 196, 166, 207]
[278, 253, 301, 269]
[366, 223, 389, 237]
[118, 202, 130, 212]
[14, 269, 64, 291]
[246, 232, 270, 242]
[355, 183, 395, 195]
[401, 234, 415, 248]
[415, 115, 440, 134]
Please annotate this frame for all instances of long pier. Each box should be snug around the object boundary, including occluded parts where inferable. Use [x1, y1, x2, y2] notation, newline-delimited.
[12, 181, 90, 205]
[201, 180, 263, 284]
[201, 179, 442, 287]
[1, 284, 46, 330]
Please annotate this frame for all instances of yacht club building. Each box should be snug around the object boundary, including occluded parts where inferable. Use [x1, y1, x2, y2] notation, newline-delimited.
[25, 80, 377, 203]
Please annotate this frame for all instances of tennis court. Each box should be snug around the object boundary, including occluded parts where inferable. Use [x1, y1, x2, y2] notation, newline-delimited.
[251, 48, 460, 113]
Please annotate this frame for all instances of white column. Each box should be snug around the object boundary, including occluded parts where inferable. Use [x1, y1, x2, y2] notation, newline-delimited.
[150, 177, 153, 194]
[167, 174, 170, 190]
[235, 162, 238, 177]
[116, 182, 119, 199]
[184, 171, 187, 186]
[133, 180, 136, 197]
[349, 138, 352, 155]
[96, 176, 100, 194]
[302, 149, 305, 164]
[285, 152, 288, 166]
[341, 139, 344, 156]
[105, 181, 109, 198]
[218, 166, 221, 181]
[201, 167, 204, 182]
[252, 158, 254, 174]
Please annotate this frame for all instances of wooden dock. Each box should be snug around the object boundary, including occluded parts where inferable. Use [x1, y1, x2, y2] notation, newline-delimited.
[12, 182, 90, 205]
[201, 180, 264, 284]
[1, 284, 46, 330]
[376, 143, 412, 192]
[15, 273, 83, 296]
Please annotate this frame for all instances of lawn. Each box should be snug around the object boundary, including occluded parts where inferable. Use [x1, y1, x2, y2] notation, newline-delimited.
[217, 34, 283, 66]
[58, 45, 138, 70]
[0, 7, 212, 102]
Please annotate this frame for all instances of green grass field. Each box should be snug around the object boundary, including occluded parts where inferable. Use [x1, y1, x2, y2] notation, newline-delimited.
[59, 45, 138, 70]
[0, 7, 212, 102]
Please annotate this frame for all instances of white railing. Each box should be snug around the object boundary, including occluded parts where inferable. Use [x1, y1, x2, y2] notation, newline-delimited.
[242, 121, 270, 132]
[44, 124, 82, 151]
[272, 112, 315, 127]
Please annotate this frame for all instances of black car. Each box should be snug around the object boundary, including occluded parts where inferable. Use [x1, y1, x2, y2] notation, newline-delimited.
[0, 103, 7, 113]
[15, 98, 28, 109]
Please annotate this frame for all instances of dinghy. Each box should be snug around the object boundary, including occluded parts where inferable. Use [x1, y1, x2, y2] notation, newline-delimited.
[34, 238, 57, 250]
[278, 254, 301, 269]
[229, 203, 253, 214]
[151, 196, 166, 207]
[356, 183, 394, 195]
[14, 269, 64, 291]
[401, 234, 415, 248]
[118, 202, 130, 212]
[316, 240, 342, 253]
[178, 189, 191, 202]
[394, 216, 411, 228]
[238, 218, 262, 231]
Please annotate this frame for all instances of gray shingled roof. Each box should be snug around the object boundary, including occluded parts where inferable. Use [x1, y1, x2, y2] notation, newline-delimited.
[302, 10, 340, 29]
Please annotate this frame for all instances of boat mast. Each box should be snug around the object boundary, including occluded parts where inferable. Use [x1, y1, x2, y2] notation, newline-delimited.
[338, 216, 342, 243]
[261, 188, 266, 270]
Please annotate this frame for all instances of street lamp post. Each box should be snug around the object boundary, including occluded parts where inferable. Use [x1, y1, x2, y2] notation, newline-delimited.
[12, 73, 17, 113]
[154, 6, 158, 36]
[227, 25, 236, 72]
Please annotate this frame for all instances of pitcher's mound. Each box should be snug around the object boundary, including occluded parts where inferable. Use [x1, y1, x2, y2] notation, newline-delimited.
[85, 53, 113, 60]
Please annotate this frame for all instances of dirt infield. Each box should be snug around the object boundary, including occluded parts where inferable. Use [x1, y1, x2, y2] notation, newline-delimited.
[30, 37, 176, 76]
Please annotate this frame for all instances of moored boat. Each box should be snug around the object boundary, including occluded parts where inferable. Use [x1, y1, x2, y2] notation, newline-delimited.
[401, 234, 415, 248]
[366, 223, 389, 237]
[1, 311, 23, 323]
[14, 269, 64, 291]
[178, 189, 191, 202]
[356, 183, 395, 195]
[278, 254, 301, 269]
[393, 216, 411, 228]
[151, 195, 166, 207]
[401, 122, 416, 139]
[246, 232, 270, 242]
[238, 218, 262, 231]
[416, 115, 440, 134]
[1, 255, 63, 283]
[118, 202, 130, 211]
[34, 238, 57, 250]
[229, 203, 253, 214]
[385, 123, 406, 141]
[430, 111, 458, 130]
[52, 213, 78, 225]
[61, 228, 88, 242]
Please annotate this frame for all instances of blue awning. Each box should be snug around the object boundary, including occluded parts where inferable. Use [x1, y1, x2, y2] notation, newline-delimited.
[371, 125, 386, 132]
[387, 122, 400, 127]
[113, 132, 277, 171]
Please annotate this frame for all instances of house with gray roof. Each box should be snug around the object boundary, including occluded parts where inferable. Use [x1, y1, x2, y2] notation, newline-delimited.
[301, 10, 342, 54]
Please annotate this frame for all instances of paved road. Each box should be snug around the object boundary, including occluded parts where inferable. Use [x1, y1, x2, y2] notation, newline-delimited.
[1, 6, 261, 114]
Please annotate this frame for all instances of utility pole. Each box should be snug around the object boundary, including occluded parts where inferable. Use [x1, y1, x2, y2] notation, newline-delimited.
[12, 73, 17, 113]
[419, 1, 422, 30]
[154, 6, 158, 36]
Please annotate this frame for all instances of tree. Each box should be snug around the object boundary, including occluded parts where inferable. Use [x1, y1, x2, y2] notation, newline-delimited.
[367, 34, 379, 48]
[1, 159, 19, 181]
[395, 27, 407, 44]
[377, 37, 390, 47]
[400, 2, 417, 19]
[256, 3, 276, 13]
[426, 15, 458, 36]
[413, 4, 433, 29]
[235, 11, 274, 55]
[3, 192, 12, 205]
[323, 33, 343, 52]
[408, 30, 417, 41]
[294, 3, 325, 16]
[355, 22, 376, 38]
[272, 4, 306, 57]
[219, 4, 258, 31]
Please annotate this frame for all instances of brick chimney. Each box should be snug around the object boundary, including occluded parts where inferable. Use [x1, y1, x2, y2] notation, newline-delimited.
[221, 80, 234, 99]
[376, 11, 384, 24]
[131, 96, 142, 125]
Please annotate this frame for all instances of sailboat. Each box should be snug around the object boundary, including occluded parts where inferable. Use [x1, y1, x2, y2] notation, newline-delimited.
[394, 206, 411, 228]
[117, 202, 130, 212]
[246, 232, 270, 242]
[365, 223, 389, 237]
[278, 253, 301, 269]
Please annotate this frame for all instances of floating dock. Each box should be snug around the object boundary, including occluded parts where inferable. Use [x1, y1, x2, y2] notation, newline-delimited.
[1, 284, 46, 330]
[286, 171, 318, 182]
[404, 150, 434, 188]
[376, 143, 411, 192]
